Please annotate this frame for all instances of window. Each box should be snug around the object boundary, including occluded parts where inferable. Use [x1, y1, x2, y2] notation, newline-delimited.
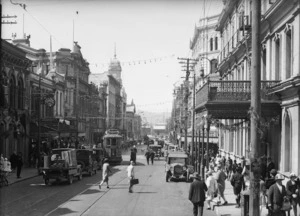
[9, 77, 16, 108]
[210, 38, 213, 51]
[275, 35, 281, 80]
[215, 37, 218, 50]
[18, 78, 24, 109]
[286, 29, 292, 79]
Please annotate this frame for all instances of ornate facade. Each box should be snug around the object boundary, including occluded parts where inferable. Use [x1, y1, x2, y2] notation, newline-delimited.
[1, 39, 31, 163]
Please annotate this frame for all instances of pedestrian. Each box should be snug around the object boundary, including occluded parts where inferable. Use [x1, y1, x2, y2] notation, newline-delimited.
[16, 152, 23, 178]
[265, 169, 278, 215]
[130, 149, 136, 165]
[226, 156, 233, 180]
[150, 150, 155, 165]
[242, 159, 250, 191]
[215, 164, 228, 205]
[232, 159, 238, 174]
[230, 166, 244, 208]
[99, 158, 112, 190]
[206, 170, 218, 210]
[267, 157, 275, 178]
[260, 178, 267, 214]
[127, 160, 135, 193]
[144, 149, 150, 165]
[10, 151, 18, 171]
[188, 172, 207, 216]
[286, 173, 300, 216]
[267, 174, 287, 216]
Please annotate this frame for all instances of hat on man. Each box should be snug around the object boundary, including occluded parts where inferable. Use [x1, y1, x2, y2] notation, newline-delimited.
[270, 169, 277, 176]
[104, 158, 109, 163]
[192, 172, 201, 180]
[275, 174, 285, 181]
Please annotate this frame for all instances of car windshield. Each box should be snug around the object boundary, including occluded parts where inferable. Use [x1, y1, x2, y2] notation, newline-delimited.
[169, 157, 185, 164]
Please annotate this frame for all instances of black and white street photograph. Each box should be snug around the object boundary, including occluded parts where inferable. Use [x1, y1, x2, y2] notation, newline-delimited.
[1, 0, 300, 216]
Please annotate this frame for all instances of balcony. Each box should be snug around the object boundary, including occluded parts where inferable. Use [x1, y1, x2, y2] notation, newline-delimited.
[195, 80, 281, 119]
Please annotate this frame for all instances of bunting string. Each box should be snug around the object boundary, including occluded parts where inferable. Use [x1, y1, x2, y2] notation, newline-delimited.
[89, 54, 175, 69]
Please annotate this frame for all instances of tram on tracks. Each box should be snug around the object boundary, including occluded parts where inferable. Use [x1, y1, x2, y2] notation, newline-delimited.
[103, 129, 123, 165]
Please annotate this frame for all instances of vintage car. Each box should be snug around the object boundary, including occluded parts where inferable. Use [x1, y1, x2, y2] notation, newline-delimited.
[76, 149, 98, 176]
[149, 144, 163, 159]
[42, 148, 82, 185]
[165, 152, 194, 182]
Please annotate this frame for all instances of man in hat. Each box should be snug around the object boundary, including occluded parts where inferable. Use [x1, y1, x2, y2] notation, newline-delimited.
[188, 172, 207, 216]
[267, 173, 287, 216]
[286, 173, 300, 216]
[99, 158, 112, 190]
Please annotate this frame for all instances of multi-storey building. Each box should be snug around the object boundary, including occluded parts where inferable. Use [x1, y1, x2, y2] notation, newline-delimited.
[95, 52, 126, 136]
[1, 39, 32, 164]
[188, 14, 221, 154]
[14, 38, 106, 150]
[126, 100, 136, 140]
[195, 0, 300, 175]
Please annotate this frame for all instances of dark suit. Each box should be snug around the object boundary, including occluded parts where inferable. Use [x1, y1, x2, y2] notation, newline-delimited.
[189, 178, 207, 216]
[268, 183, 287, 216]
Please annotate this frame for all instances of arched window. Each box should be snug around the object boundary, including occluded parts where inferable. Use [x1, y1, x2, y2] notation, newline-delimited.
[9, 76, 16, 108]
[18, 78, 24, 109]
[284, 111, 292, 172]
[0, 72, 7, 107]
[210, 38, 214, 51]
[215, 37, 218, 50]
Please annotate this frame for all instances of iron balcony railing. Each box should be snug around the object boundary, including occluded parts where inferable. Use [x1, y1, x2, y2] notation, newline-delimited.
[196, 80, 280, 107]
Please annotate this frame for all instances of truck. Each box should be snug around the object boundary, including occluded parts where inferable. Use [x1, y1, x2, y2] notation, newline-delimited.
[42, 148, 82, 185]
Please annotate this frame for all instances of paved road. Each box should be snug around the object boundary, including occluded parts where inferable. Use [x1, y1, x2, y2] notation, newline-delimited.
[0, 147, 217, 216]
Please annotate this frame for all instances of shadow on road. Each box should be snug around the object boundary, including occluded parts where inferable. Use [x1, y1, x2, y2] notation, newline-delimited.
[81, 189, 101, 194]
[50, 207, 77, 215]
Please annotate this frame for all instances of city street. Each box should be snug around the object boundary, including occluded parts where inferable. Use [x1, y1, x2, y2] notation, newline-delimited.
[0, 148, 217, 216]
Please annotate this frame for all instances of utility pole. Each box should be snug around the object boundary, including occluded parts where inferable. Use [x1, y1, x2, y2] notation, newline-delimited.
[177, 57, 197, 157]
[249, 0, 261, 215]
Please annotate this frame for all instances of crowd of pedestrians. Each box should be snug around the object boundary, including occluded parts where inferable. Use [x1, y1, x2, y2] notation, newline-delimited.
[188, 154, 300, 216]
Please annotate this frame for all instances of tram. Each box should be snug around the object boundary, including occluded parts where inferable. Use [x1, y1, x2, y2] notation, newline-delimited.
[103, 129, 123, 165]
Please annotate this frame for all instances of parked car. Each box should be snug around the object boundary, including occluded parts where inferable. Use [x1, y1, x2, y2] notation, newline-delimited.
[76, 149, 97, 176]
[165, 152, 194, 182]
[92, 148, 107, 170]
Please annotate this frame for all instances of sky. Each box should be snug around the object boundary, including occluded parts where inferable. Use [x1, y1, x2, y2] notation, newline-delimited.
[2, 0, 223, 113]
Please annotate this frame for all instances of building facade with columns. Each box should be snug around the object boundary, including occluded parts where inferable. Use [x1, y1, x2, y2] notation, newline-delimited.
[195, 0, 300, 176]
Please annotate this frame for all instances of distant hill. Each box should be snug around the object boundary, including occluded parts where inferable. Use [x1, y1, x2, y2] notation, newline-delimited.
[137, 110, 171, 125]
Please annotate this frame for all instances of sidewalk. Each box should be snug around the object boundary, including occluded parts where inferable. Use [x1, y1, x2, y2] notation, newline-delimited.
[213, 180, 269, 216]
[6, 167, 39, 185]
